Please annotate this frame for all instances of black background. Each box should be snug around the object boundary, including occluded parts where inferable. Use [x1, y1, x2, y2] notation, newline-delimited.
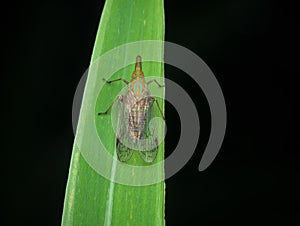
[2, 0, 299, 225]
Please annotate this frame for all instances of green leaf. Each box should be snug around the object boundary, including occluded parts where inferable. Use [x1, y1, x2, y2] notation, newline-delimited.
[62, 0, 165, 225]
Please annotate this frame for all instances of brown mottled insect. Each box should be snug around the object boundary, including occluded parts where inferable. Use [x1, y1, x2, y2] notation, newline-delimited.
[98, 56, 164, 162]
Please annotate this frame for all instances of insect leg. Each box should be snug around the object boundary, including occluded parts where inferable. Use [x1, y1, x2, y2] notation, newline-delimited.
[147, 79, 164, 87]
[103, 78, 129, 85]
[98, 95, 123, 115]
[150, 97, 165, 120]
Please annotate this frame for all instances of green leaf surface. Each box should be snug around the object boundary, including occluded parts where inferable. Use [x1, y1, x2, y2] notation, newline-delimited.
[62, 0, 165, 225]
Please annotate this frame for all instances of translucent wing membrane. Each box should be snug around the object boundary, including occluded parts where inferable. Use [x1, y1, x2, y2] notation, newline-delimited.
[137, 97, 158, 163]
[116, 96, 134, 162]
[116, 138, 133, 162]
[115, 96, 159, 163]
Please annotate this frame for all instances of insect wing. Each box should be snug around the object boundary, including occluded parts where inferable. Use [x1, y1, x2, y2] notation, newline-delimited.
[116, 98, 133, 162]
[138, 97, 159, 163]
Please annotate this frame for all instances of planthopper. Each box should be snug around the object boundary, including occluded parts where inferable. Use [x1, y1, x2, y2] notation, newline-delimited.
[98, 56, 165, 163]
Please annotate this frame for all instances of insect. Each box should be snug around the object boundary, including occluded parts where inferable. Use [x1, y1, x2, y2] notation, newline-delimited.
[98, 55, 165, 163]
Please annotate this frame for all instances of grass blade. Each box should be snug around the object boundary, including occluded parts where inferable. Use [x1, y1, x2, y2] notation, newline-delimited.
[62, 0, 165, 225]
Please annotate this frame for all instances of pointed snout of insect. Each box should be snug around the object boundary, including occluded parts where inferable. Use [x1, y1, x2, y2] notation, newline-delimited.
[136, 55, 142, 62]
[135, 55, 142, 71]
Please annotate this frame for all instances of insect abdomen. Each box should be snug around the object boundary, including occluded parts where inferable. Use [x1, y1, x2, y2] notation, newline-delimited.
[128, 103, 148, 141]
